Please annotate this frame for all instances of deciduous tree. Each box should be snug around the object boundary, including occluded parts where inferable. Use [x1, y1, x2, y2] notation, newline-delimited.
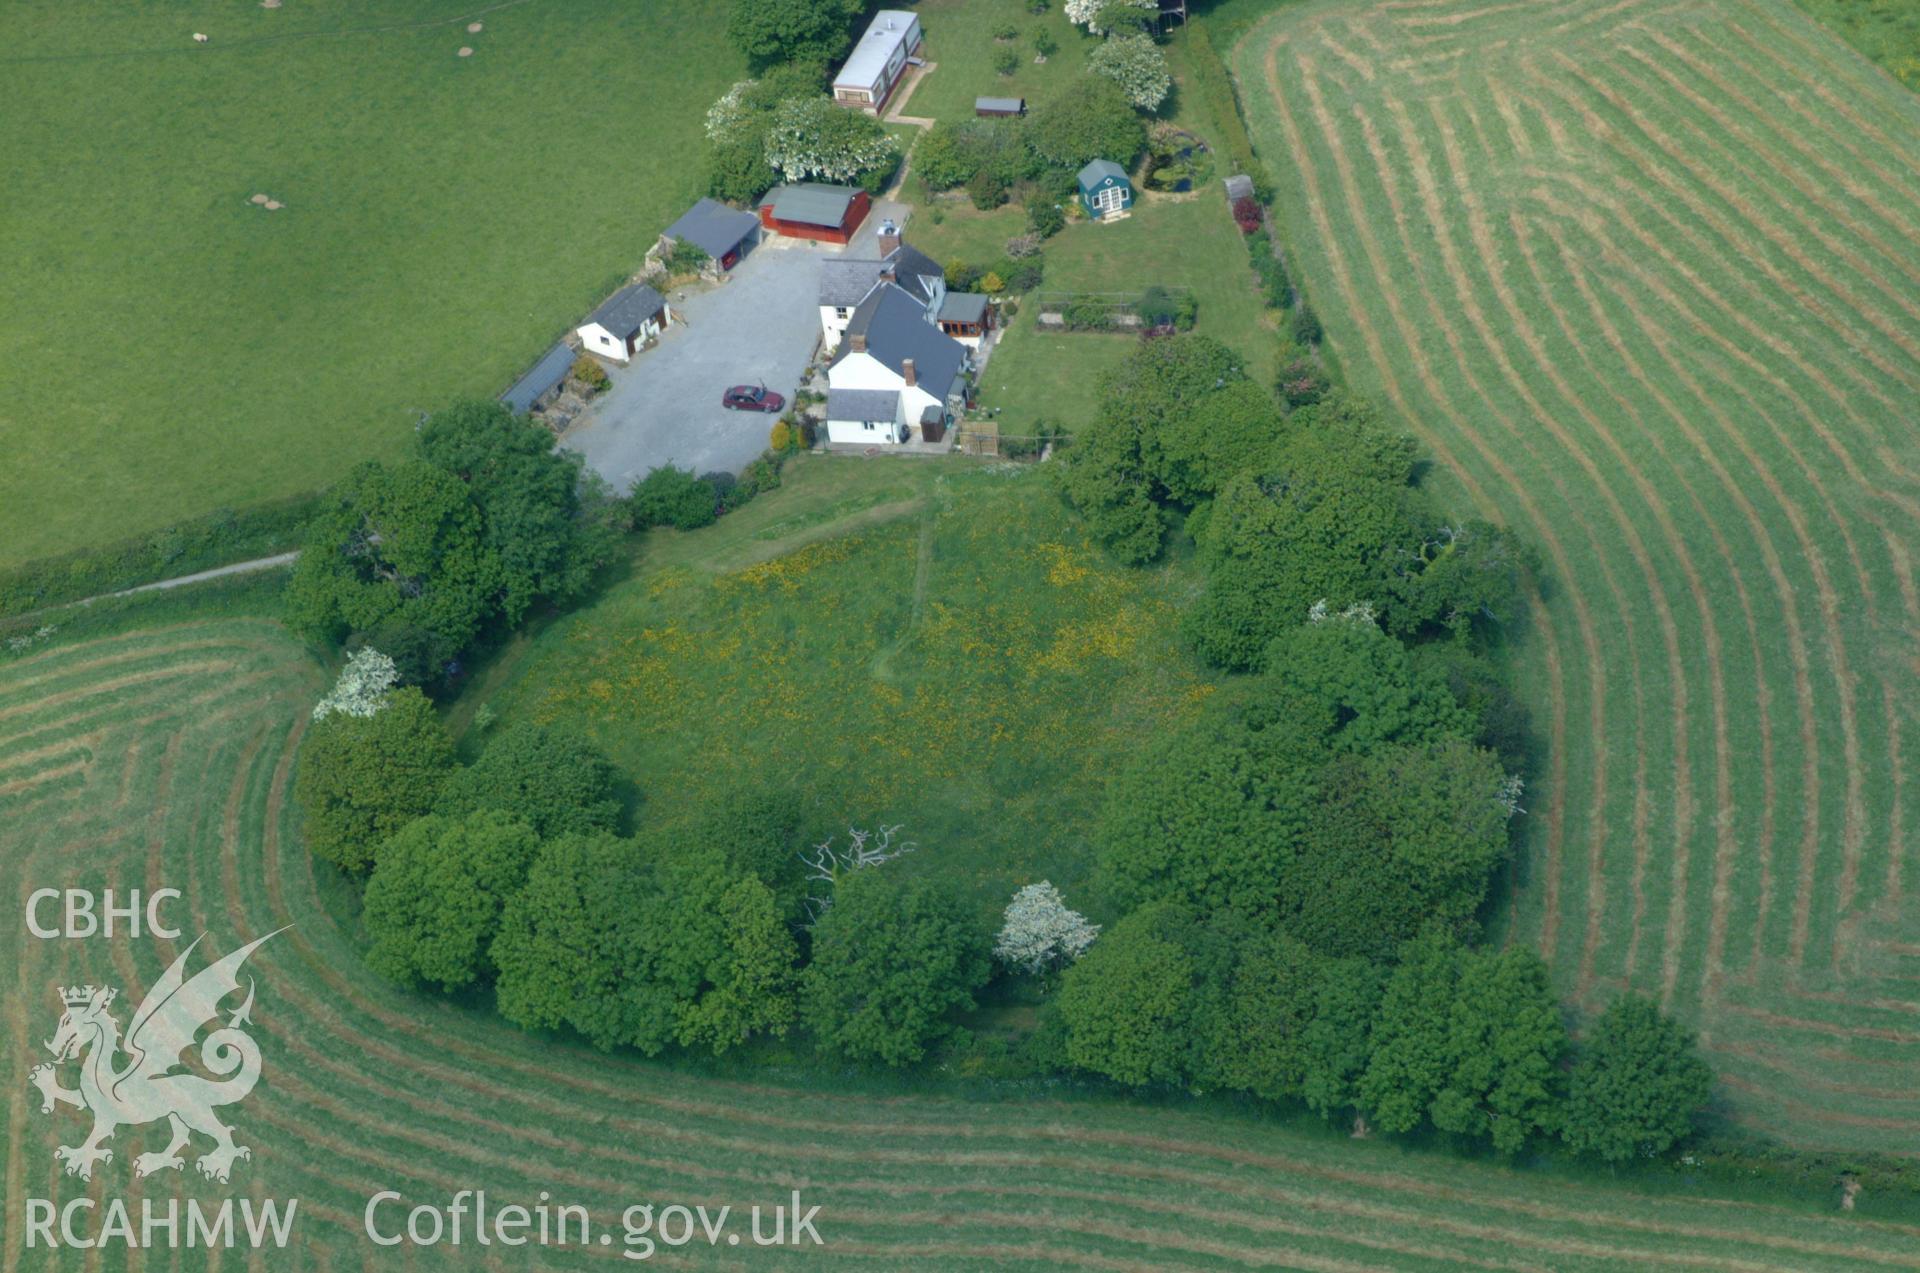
[438, 721, 622, 840]
[763, 96, 899, 186]
[726, 0, 860, 70]
[296, 687, 456, 874]
[1562, 994, 1712, 1161]
[1087, 34, 1171, 111]
[802, 870, 990, 1066]
[1057, 902, 1195, 1085]
[1027, 76, 1148, 169]
[363, 811, 540, 991]
[994, 881, 1100, 974]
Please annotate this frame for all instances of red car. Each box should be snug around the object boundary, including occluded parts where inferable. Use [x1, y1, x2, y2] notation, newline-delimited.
[721, 384, 785, 413]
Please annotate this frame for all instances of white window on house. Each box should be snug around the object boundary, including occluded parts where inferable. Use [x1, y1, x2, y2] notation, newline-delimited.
[835, 307, 849, 319]
[1094, 185, 1125, 214]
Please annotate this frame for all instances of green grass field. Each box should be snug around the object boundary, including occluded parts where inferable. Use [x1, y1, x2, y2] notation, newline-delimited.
[482, 456, 1214, 923]
[0, 0, 741, 568]
[10, 577, 1920, 1266]
[1236, 0, 1920, 1153]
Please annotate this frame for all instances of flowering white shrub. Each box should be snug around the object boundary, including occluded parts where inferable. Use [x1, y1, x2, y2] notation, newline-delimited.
[1496, 774, 1527, 819]
[994, 881, 1100, 974]
[312, 648, 399, 721]
[1307, 598, 1377, 626]
[705, 80, 757, 142]
[1066, 0, 1154, 35]
[763, 97, 899, 184]
[1088, 34, 1172, 110]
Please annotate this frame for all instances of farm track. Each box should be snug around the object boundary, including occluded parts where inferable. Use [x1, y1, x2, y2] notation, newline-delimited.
[1239, 0, 1920, 1152]
[8, 625, 1920, 1266]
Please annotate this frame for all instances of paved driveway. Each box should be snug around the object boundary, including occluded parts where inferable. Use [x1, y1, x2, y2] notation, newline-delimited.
[560, 244, 823, 489]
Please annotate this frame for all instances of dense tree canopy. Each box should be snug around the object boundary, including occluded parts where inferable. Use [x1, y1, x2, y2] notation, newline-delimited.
[284, 461, 500, 657]
[1027, 76, 1149, 169]
[763, 96, 899, 188]
[287, 402, 615, 681]
[1429, 944, 1567, 1153]
[725, 0, 861, 70]
[1094, 673, 1510, 958]
[1185, 418, 1424, 671]
[1359, 930, 1567, 1152]
[913, 119, 1042, 193]
[1562, 994, 1713, 1161]
[492, 832, 654, 1049]
[363, 810, 540, 991]
[1086, 34, 1172, 111]
[417, 401, 616, 626]
[1259, 617, 1475, 753]
[1058, 902, 1196, 1086]
[295, 687, 456, 873]
[439, 721, 622, 839]
[492, 830, 799, 1057]
[802, 870, 991, 1067]
[1059, 336, 1279, 564]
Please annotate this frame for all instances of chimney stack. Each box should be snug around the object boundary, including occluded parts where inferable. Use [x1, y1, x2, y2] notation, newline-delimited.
[902, 357, 916, 387]
[877, 219, 901, 258]
[849, 332, 867, 353]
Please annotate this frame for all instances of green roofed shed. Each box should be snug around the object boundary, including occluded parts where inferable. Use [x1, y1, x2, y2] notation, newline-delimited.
[1076, 158, 1133, 222]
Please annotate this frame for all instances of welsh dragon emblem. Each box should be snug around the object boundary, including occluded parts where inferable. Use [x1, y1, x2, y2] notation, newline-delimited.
[29, 929, 282, 1183]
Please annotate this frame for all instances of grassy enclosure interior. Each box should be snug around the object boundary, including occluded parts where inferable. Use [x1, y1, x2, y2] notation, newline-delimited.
[8, 503, 1920, 1266]
[483, 457, 1215, 924]
[0, 0, 740, 568]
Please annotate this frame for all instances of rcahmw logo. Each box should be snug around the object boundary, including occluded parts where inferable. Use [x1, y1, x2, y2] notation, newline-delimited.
[22, 928, 299, 1253]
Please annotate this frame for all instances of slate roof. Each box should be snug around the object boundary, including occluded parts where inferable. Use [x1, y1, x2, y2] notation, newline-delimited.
[937, 292, 989, 325]
[835, 10, 919, 90]
[834, 284, 967, 401]
[500, 341, 575, 414]
[1077, 158, 1129, 190]
[583, 283, 667, 340]
[819, 240, 946, 308]
[826, 389, 900, 423]
[661, 198, 758, 260]
[760, 183, 859, 228]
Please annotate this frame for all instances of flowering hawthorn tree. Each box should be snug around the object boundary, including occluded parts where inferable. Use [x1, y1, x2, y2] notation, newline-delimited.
[312, 648, 399, 721]
[1088, 34, 1172, 111]
[994, 881, 1100, 974]
[763, 97, 899, 185]
[1066, 0, 1155, 35]
[705, 80, 758, 142]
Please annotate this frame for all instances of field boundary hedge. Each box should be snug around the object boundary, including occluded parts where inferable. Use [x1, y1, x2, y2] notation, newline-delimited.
[0, 492, 319, 620]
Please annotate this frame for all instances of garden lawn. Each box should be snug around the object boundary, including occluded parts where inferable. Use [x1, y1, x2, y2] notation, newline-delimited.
[0, 0, 741, 568]
[906, 18, 1280, 435]
[485, 455, 1216, 927]
[904, 0, 1098, 124]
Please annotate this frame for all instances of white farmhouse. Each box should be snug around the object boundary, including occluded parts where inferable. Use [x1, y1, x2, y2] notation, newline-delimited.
[825, 286, 968, 447]
[575, 284, 670, 363]
[818, 221, 995, 351]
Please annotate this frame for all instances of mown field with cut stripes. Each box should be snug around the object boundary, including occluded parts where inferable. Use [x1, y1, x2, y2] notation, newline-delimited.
[1236, 0, 1920, 1153]
[9, 622, 1920, 1267]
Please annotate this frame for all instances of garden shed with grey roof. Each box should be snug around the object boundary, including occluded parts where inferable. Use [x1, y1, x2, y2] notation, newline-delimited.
[659, 198, 759, 271]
